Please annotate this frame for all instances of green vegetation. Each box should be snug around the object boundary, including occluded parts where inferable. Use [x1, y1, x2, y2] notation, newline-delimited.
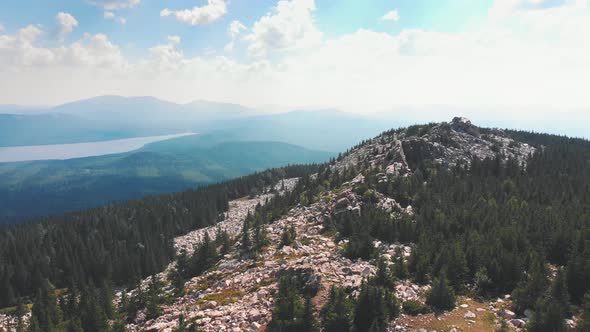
[0, 140, 332, 222]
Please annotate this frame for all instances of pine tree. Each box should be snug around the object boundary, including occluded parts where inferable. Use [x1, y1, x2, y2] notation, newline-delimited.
[372, 256, 393, 288]
[169, 265, 185, 297]
[353, 283, 399, 332]
[528, 268, 569, 332]
[241, 216, 251, 255]
[393, 256, 407, 280]
[146, 277, 163, 320]
[321, 287, 353, 332]
[426, 276, 455, 311]
[512, 254, 549, 313]
[577, 292, 590, 332]
[65, 319, 83, 332]
[78, 286, 109, 332]
[280, 224, 297, 247]
[30, 280, 64, 332]
[301, 296, 319, 332]
[100, 281, 115, 320]
[267, 277, 304, 332]
[27, 318, 41, 332]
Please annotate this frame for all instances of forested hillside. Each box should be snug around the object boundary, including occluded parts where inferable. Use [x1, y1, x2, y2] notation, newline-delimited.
[0, 118, 589, 332]
[0, 140, 331, 222]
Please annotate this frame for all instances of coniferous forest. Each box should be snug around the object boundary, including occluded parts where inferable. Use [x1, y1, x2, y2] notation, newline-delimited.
[0, 127, 589, 331]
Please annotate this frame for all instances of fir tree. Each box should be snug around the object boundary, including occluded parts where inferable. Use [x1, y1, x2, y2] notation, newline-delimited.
[301, 296, 319, 332]
[577, 292, 590, 332]
[426, 276, 455, 311]
[320, 287, 353, 332]
[512, 254, 549, 312]
[267, 277, 304, 332]
[528, 269, 569, 332]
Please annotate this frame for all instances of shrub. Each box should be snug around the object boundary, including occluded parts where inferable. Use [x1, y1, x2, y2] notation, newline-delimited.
[402, 300, 430, 316]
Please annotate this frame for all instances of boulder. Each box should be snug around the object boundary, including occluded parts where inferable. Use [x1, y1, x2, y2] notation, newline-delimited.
[510, 319, 526, 328]
[464, 311, 476, 319]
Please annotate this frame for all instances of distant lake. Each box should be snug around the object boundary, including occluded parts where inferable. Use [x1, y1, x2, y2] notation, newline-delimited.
[0, 133, 196, 163]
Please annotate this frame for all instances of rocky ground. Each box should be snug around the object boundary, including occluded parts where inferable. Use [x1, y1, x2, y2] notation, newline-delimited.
[334, 117, 536, 174]
[0, 312, 30, 332]
[0, 118, 543, 332]
[125, 118, 541, 332]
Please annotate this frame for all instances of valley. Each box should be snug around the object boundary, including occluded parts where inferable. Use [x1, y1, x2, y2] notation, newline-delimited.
[0, 133, 196, 163]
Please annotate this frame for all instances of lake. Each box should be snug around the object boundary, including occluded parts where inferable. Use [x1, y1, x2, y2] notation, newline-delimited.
[0, 133, 196, 163]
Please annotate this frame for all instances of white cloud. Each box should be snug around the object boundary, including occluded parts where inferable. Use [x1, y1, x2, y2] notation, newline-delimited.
[224, 20, 246, 52]
[56, 12, 79, 38]
[161, 0, 227, 26]
[244, 0, 321, 57]
[86, 0, 140, 10]
[489, 0, 575, 18]
[0, 25, 125, 70]
[382, 10, 400, 21]
[0, 24, 4, 33]
[1, 0, 590, 122]
[104, 11, 127, 24]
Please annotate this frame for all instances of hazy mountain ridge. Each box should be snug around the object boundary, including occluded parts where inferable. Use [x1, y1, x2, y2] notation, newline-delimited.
[0, 96, 389, 150]
[0, 139, 333, 222]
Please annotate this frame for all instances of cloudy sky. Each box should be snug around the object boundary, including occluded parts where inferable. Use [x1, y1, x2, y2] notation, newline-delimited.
[0, 0, 589, 117]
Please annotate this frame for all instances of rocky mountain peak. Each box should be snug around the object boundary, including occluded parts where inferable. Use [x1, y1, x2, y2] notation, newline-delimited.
[331, 117, 536, 174]
[450, 116, 479, 136]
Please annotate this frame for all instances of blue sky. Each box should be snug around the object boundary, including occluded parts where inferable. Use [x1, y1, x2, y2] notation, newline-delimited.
[0, 0, 589, 121]
[0, 0, 493, 59]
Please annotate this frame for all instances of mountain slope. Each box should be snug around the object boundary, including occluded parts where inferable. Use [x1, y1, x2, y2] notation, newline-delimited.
[1, 118, 588, 332]
[0, 140, 332, 222]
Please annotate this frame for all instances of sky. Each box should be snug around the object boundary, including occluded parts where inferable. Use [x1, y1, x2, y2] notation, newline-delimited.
[0, 0, 589, 121]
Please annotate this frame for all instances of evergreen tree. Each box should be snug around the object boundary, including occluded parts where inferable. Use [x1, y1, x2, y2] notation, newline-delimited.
[372, 256, 394, 288]
[301, 296, 319, 332]
[99, 281, 115, 320]
[393, 256, 407, 280]
[512, 254, 549, 312]
[280, 224, 297, 247]
[169, 265, 185, 297]
[241, 216, 252, 255]
[27, 318, 41, 332]
[78, 286, 109, 332]
[320, 287, 353, 332]
[577, 292, 590, 332]
[215, 228, 231, 254]
[145, 277, 163, 320]
[353, 283, 399, 332]
[426, 276, 455, 311]
[267, 277, 304, 332]
[30, 280, 63, 332]
[528, 269, 569, 332]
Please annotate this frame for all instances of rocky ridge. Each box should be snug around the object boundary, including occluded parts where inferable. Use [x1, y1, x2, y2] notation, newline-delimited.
[0, 118, 540, 332]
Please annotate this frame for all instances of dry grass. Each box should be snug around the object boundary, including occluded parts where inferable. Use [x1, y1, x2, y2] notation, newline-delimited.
[394, 297, 512, 331]
[197, 288, 246, 307]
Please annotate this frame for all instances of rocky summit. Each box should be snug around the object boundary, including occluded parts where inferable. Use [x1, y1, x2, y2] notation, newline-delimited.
[108, 118, 538, 332]
[3, 117, 586, 332]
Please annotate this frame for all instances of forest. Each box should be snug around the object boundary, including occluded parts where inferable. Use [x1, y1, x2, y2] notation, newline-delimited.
[1, 127, 589, 332]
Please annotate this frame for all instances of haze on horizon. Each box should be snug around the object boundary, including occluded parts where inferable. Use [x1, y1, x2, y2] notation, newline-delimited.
[0, 0, 589, 137]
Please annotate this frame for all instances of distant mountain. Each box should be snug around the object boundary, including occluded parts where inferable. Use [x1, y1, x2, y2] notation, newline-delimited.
[0, 96, 259, 146]
[199, 109, 394, 152]
[0, 113, 130, 147]
[0, 104, 46, 114]
[49, 95, 258, 136]
[0, 97, 393, 151]
[0, 138, 332, 222]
